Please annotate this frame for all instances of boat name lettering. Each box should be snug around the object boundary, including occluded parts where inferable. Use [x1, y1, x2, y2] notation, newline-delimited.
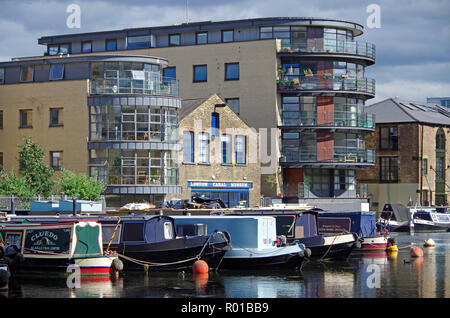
[31, 231, 58, 242]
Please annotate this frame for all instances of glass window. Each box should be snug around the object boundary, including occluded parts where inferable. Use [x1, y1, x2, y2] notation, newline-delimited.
[222, 30, 234, 42]
[49, 108, 63, 126]
[164, 222, 174, 239]
[127, 35, 151, 49]
[20, 65, 33, 82]
[380, 157, 398, 182]
[236, 135, 246, 165]
[0, 110, 3, 129]
[49, 64, 64, 80]
[123, 223, 144, 242]
[196, 32, 208, 44]
[0, 152, 3, 171]
[48, 45, 59, 56]
[225, 63, 239, 80]
[193, 65, 207, 82]
[59, 44, 70, 54]
[163, 67, 176, 83]
[169, 34, 181, 46]
[225, 98, 240, 114]
[379, 127, 398, 150]
[260, 27, 273, 39]
[82, 41, 92, 53]
[0, 68, 4, 84]
[106, 39, 117, 51]
[222, 134, 232, 164]
[422, 158, 428, 176]
[183, 131, 194, 163]
[19, 109, 32, 128]
[198, 132, 210, 163]
[50, 151, 63, 170]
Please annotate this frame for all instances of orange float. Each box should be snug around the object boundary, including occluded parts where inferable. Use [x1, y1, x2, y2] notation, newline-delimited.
[192, 260, 209, 274]
[410, 247, 424, 258]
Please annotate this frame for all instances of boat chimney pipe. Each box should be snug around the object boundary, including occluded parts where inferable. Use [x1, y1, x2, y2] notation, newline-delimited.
[73, 198, 77, 217]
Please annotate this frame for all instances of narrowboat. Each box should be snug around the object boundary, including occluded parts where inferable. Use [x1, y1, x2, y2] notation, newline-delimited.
[0, 220, 122, 276]
[318, 211, 388, 252]
[377, 204, 411, 232]
[8, 214, 232, 272]
[220, 208, 360, 260]
[410, 206, 450, 232]
[172, 215, 306, 269]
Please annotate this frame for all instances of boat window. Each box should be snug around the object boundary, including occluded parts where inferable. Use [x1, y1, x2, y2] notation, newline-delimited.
[275, 216, 295, 238]
[164, 222, 174, 239]
[4, 231, 22, 247]
[102, 224, 122, 244]
[122, 222, 144, 242]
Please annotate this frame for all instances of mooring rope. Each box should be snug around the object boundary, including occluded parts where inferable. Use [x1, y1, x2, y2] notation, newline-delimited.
[106, 216, 121, 253]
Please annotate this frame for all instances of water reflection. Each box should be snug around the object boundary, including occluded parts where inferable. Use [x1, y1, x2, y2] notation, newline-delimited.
[3, 232, 450, 298]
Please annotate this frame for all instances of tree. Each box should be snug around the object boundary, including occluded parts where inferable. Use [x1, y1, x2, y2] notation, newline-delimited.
[56, 169, 106, 201]
[18, 137, 54, 197]
[0, 170, 35, 199]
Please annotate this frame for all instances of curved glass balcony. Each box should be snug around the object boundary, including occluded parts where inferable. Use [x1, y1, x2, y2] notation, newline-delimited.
[90, 76, 179, 96]
[280, 147, 375, 165]
[277, 39, 376, 61]
[277, 74, 375, 96]
[281, 111, 375, 129]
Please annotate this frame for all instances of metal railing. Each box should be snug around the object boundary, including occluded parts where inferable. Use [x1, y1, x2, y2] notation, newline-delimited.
[277, 74, 375, 95]
[283, 183, 370, 199]
[277, 39, 376, 60]
[280, 147, 375, 164]
[90, 78, 179, 96]
[281, 111, 375, 129]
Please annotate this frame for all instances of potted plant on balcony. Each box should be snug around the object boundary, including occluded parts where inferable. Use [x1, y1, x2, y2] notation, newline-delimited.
[303, 68, 313, 77]
[341, 74, 349, 78]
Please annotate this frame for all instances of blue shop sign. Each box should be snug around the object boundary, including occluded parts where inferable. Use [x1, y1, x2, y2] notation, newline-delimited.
[188, 181, 252, 189]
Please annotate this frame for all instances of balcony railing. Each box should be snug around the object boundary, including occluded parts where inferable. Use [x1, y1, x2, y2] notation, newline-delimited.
[280, 147, 375, 164]
[281, 111, 375, 129]
[90, 78, 179, 96]
[283, 182, 369, 199]
[277, 75, 375, 96]
[277, 39, 376, 60]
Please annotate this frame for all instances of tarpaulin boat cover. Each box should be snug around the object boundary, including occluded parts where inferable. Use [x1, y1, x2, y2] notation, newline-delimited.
[382, 204, 410, 222]
[317, 211, 377, 238]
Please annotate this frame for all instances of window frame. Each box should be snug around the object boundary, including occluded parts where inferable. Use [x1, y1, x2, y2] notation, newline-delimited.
[198, 132, 210, 164]
[49, 64, 65, 81]
[221, 29, 234, 43]
[47, 43, 71, 56]
[221, 134, 232, 165]
[225, 98, 240, 115]
[19, 109, 32, 128]
[169, 33, 181, 46]
[20, 65, 34, 82]
[49, 108, 63, 127]
[0, 110, 3, 129]
[0, 68, 4, 84]
[105, 39, 117, 51]
[163, 67, 176, 83]
[193, 64, 207, 83]
[81, 41, 93, 53]
[379, 156, 398, 182]
[379, 126, 398, 150]
[225, 62, 239, 81]
[50, 151, 63, 171]
[183, 130, 194, 163]
[196, 31, 208, 45]
[235, 135, 247, 165]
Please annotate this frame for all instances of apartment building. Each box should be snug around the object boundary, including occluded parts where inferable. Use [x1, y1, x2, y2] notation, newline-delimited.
[1, 17, 377, 208]
[357, 98, 450, 211]
[0, 54, 182, 207]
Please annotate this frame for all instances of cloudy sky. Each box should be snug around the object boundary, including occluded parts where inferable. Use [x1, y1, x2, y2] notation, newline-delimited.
[0, 0, 449, 104]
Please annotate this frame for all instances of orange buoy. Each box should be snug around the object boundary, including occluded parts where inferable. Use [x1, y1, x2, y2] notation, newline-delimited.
[410, 247, 424, 258]
[194, 272, 209, 290]
[192, 260, 209, 274]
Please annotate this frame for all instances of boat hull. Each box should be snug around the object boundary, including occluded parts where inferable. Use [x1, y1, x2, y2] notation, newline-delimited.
[412, 221, 450, 232]
[108, 231, 231, 271]
[296, 233, 358, 260]
[357, 236, 388, 252]
[219, 245, 305, 269]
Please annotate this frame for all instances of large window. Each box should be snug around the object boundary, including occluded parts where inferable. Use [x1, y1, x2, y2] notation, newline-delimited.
[49, 108, 63, 127]
[221, 30, 234, 42]
[47, 43, 71, 55]
[235, 135, 246, 165]
[193, 65, 207, 82]
[222, 134, 232, 164]
[260, 26, 307, 51]
[0, 68, 4, 84]
[20, 66, 33, 82]
[379, 127, 398, 150]
[225, 63, 239, 80]
[49, 64, 64, 80]
[82, 41, 92, 53]
[225, 98, 240, 114]
[196, 32, 208, 45]
[19, 109, 32, 128]
[169, 34, 181, 46]
[183, 131, 194, 163]
[163, 67, 176, 83]
[127, 35, 151, 49]
[105, 39, 117, 51]
[50, 151, 63, 170]
[380, 157, 398, 182]
[198, 132, 210, 163]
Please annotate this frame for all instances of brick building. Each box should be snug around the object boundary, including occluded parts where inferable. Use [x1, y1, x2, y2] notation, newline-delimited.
[357, 98, 450, 211]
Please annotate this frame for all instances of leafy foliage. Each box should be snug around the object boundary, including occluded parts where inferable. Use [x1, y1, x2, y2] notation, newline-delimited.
[56, 169, 106, 201]
[0, 170, 35, 198]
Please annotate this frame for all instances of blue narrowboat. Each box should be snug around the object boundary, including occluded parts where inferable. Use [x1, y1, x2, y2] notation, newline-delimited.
[172, 215, 306, 269]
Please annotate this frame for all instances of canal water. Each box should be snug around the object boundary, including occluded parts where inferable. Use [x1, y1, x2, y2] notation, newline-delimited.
[3, 232, 450, 299]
